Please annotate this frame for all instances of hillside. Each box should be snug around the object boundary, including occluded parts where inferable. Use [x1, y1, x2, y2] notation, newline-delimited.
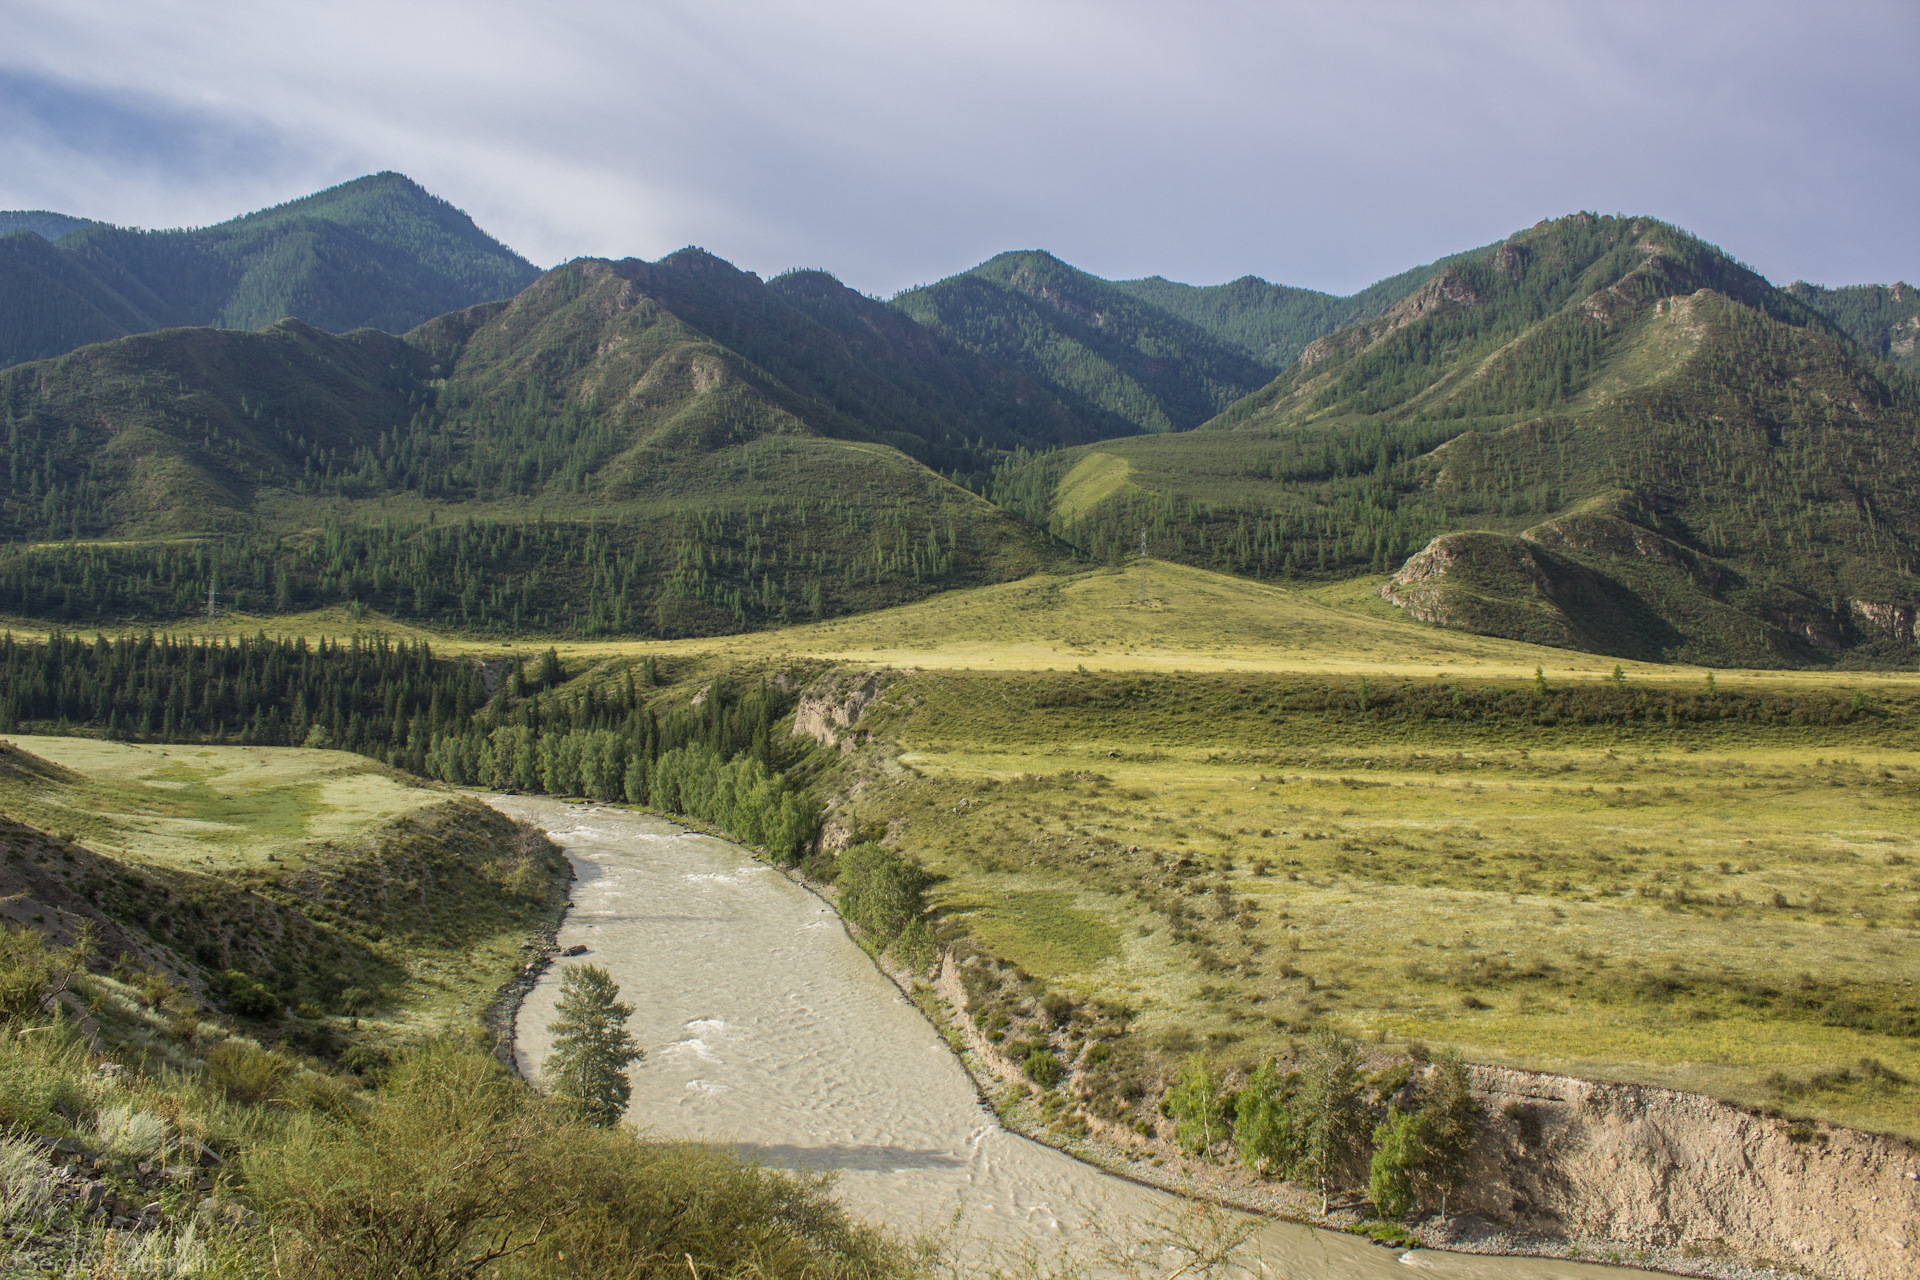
[988, 214, 1920, 667]
[1787, 280, 1920, 376]
[0, 173, 542, 368]
[892, 250, 1275, 436]
[1110, 246, 1490, 368]
[0, 248, 1064, 637]
[0, 211, 100, 240]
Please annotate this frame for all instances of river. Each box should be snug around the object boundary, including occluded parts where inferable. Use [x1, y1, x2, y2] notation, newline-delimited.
[496, 799, 1656, 1279]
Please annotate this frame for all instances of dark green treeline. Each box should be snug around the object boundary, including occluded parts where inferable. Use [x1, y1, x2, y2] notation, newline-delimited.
[0, 631, 817, 859]
[0, 499, 970, 638]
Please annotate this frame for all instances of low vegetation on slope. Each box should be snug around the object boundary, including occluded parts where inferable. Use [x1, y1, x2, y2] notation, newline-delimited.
[0, 965, 917, 1277]
[0, 734, 563, 1037]
[0, 725, 923, 1277]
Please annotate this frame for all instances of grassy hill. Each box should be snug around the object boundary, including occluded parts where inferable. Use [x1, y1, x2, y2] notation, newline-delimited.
[0, 249, 1061, 637]
[893, 250, 1275, 436]
[0, 173, 542, 368]
[989, 215, 1920, 668]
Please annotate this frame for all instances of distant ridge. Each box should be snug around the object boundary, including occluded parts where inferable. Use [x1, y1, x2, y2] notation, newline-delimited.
[0, 212, 101, 241]
[1784, 280, 1920, 376]
[893, 250, 1274, 437]
[1110, 245, 1493, 368]
[0, 173, 542, 368]
[0, 246, 1069, 638]
[989, 213, 1920, 667]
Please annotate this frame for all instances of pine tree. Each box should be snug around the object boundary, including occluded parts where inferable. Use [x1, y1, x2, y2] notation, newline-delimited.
[545, 964, 643, 1127]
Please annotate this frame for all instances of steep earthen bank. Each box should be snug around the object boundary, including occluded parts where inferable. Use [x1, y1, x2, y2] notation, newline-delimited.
[1453, 1066, 1918, 1280]
[921, 945, 1919, 1280]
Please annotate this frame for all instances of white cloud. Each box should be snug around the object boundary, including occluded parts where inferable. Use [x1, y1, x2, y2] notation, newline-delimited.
[3, 0, 1915, 292]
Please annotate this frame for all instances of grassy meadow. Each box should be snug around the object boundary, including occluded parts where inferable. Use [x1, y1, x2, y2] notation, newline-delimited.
[0, 736, 564, 1039]
[13, 558, 1761, 680]
[865, 690, 1920, 1136]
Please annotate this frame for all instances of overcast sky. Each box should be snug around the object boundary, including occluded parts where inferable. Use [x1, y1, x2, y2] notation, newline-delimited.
[4, 1, 1916, 297]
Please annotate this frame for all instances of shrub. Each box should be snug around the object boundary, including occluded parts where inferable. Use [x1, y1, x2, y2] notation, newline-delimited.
[204, 1040, 295, 1104]
[93, 1102, 169, 1159]
[221, 971, 280, 1020]
[0, 1025, 90, 1133]
[0, 1133, 53, 1223]
[336, 1046, 388, 1081]
[1025, 1050, 1065, 1088]
[1235, 1059, 1299, 1172]
[1368, 1108, 1422, 1219]
[0, 924, 89, 1023]
[238, 1039, 921, 1280]
[1292, 1027, 1367, 1215]
[835, 843, 930, 947]
[1373, 1062, 1478, 1214]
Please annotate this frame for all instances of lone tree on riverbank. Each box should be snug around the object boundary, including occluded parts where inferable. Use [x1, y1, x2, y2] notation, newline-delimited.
[546, 964, 644, 1127]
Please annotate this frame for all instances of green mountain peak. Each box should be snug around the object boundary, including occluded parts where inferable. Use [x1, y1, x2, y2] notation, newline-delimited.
[0, 173, 543, 369]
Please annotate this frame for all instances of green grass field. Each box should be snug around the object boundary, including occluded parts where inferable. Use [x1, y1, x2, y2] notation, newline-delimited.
[838, 660, 1920, 1138]
[0, 737, 564, 1039]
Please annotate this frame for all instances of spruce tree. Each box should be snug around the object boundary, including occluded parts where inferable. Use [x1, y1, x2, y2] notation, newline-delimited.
[545, 964, 643, 1127]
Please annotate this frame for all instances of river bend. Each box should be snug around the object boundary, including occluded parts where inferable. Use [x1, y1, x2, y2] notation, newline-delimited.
[496, 799, 1653, 1279]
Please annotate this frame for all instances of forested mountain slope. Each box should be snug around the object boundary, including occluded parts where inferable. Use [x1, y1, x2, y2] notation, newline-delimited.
[0, 212, 100, 241]
[0, 173, 542, 369]
[989, 214, 1920, 667]
[1110, 246, 1490, 368]
[892, 250, 1274, 436]
[1786, 281, 1920, 377]
[0, 249, 1059, 637]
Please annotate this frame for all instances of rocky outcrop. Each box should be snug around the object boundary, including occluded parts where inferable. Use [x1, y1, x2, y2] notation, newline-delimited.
[1297, 326, 1375, 367]
[1300, 269, 1485, 369]
[791, 670, 888, 752]
[1386, 269, 1483, 327]
[1378, 531, 1581, 647]
[1851, 600, 1917, 645]
[1522, 508, 1685, 566]
[1892, 314, 1917, 359]
[1456, 1066, 1920, 1280]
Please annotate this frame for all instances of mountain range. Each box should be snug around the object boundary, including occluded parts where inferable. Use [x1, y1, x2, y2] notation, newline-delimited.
[1, 176, 1915, 667]
[0, 173, 540, 368]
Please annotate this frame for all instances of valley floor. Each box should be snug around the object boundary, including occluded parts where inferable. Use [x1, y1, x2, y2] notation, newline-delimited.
[43, 557, 1908, 1139]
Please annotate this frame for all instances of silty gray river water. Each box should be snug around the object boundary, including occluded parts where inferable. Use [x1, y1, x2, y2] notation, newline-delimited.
[497, 799, 1657, 1279]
